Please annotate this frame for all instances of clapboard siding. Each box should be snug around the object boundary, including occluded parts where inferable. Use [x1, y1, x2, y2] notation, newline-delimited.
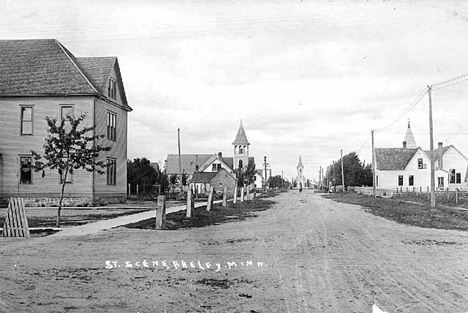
[0, 96, 95, 198]
[93, 98, 128, 197]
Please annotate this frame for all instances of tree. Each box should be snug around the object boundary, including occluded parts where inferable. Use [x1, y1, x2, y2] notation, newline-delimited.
[127, 158, 158, 194]
[181, 172, 188, 186]
[236, 163, 256, 187]
[268, 175, 286, 189]
[326, 152, 372, 188]
[32, 113, 111, 227]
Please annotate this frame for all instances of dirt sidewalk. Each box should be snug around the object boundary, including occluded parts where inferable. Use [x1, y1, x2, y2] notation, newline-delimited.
[1, 190, 467, 312]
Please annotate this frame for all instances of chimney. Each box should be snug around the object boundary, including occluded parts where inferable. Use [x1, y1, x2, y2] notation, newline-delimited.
[218, 152, 222, 158]
[403, 141, 407, 149]
[438, 142, 443, 149]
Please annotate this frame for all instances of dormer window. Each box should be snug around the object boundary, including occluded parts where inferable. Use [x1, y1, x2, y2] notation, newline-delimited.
[108, 78, 117, 100]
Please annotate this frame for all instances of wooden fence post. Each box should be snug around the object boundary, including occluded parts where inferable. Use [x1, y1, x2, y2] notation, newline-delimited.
[207, 187, 214, 211]
[246, 185, 250, 200]
[155, 195, 166, 230]
[426, 186, 430, 200]
[446, 188, 450, 201]
[233, 187, 238, 204]
[128, 183, 131, 197]
[241, 187, 245, 202]
[2, 198, 30, 237]
[456, 188, 459, 204]
[222, 187, 227, 207]
[186, 188, 194, 217]
[136, 184, 139, 197]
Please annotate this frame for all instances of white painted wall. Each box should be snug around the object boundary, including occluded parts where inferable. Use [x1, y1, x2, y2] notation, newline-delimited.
[376, 147, 468, 191]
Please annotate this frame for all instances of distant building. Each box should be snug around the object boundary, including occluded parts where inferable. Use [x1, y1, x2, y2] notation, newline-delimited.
[0, 39, 132, 205]
[375, 122, 468, 190]
[164, 121, 255, 194]
[294, 156, 307, 189]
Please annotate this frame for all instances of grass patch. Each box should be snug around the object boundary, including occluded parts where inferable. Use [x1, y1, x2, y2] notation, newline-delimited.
[326, 192, 468, 231]
[124, 196, 276, 230]
[0, 209, 150, 228]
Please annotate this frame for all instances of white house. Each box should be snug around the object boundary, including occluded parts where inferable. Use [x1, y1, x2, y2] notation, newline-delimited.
[375, 122, 468, 191]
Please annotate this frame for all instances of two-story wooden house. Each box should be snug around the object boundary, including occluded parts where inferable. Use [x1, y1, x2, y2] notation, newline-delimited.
[375, 122, 468, 191]
[0, 39, 132, 205]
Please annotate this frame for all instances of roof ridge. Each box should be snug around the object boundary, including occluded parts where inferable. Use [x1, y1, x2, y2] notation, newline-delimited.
[54, 39, 98, 93]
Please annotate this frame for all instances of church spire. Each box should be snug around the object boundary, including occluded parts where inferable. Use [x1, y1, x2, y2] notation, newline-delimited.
[404, 119, 417, 148]
[297, 156, 304, 169]
[232, 120, 250, 145]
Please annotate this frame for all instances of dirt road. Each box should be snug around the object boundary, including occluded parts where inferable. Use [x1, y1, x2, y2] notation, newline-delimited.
[1, 190, 468, 312]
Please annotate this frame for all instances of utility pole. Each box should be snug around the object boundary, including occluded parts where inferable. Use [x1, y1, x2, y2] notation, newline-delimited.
[371, 130, 376, 198]
[321, 167, 324, 190]
[319, 166, 322, 189]
[263, 156, 268, 191]
[177, 128, 182, 185]
[332, 161, 335, 185]
[281, 170, 284, 189]
[428, 85, 436, 207]
[341, 149, 345, 190]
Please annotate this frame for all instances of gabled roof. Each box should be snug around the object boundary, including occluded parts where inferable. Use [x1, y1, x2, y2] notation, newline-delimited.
[0, 39, 96, 95]
[75, 57, 116, 93]
[0, 39, 131, 110]
[191, 172, 218, 183]
[192, 168, 237, 183]
[424, 146, 451, 161]
[232, 121, 250, 145]
[198, 154, 235, 173]
[375, 148, 419, 170]
[165, 154, 212, 174]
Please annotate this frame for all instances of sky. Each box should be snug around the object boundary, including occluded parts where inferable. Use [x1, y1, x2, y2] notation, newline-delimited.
[2, 0, 468, 181]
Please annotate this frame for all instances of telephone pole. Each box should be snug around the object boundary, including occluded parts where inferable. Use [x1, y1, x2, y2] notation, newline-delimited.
[177, 128, 182, 179]
[371, 130, 376, 198]
[428, 85, 436, 207]
[263, 156, 269, 191]
[341, 149, 345, 190]
[319, 166, 322, 189]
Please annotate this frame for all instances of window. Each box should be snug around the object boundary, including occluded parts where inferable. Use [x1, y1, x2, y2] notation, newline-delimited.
[398, 175, 403, 186]
[108, 78, 117, 99]
[409, 175, 414, 186]
[20, 156, 32, 184]
[20, 106, 33, 135]
[107, 158, 117, 185]
[456, 173, 462, 184]
[438, 177, 444, 188]
[450, 169, 456, 184]
[212, 163, 221, 171]
[107, 111, 117, 141]
[60, 105, 74, 121]
[239, 146, 245, 154]
[417, 158, 423, 169]
[238, 159, 243, 169]
[60, 168, 72, 184]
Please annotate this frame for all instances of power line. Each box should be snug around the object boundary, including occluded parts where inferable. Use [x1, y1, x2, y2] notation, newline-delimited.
[432, 72, 468, 89]
[433, 76, 468, 91]
[374, 88, 427, 132]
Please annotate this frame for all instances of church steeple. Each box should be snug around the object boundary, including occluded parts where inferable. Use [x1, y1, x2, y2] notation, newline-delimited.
[404, 120, 417, 148]
[297, 156, 304, 170]
[232, 120, 250, 146]
[233, 120, 250, 170]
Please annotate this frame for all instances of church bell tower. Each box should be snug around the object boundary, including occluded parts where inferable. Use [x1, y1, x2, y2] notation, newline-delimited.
[232, 120, 250, 170]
